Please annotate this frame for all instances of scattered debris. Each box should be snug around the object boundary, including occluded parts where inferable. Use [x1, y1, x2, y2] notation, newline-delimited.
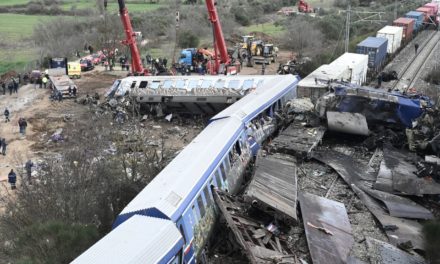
[365, 237, 426, 264]
[299, 192, 354, 264]
[244, 154, 298, 223]
[213, 189, 297, 264]
[270, 124, 326, 158]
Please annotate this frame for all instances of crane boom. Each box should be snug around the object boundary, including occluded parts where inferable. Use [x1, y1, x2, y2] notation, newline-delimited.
[204, 0, 231, 74]
[118, 0, 147, 75]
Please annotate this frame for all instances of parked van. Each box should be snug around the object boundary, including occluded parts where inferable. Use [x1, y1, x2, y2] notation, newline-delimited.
[68, 62, 81, 79]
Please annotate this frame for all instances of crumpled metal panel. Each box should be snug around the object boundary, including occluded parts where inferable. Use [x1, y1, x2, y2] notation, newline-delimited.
[383, 144, 440, 195]
[352, 185, 424, 251]
[366, 237, 426, 264]
[299, 192, 354, 264]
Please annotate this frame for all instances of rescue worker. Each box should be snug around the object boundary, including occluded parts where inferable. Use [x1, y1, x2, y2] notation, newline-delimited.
[25, 160, 34, 184]
[12, 78, 18, 93]
[4, 108, 10, 123]
[2, 138, 7, 155]
[42, 76, 48, 89]
[18, 117, 27, 136]
[72, 86, 77, 97]
[8, 169, 16, 190]
[415, 43, 419, 54]
[1, 81, 5, 95]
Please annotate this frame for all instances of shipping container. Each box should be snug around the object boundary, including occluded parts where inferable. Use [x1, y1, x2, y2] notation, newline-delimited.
[330, 53, 369, 85]
[356, 37, 388, 71]
[416, 7, 434, 22]
[405, 11, 425, 31]
[425, 3, 439, 14]
[393, 17, 415, 43]
[377, 26, 403, 54]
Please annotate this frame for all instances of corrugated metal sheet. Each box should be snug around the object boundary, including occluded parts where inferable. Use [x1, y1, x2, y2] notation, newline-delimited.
[377, 26, 403, 54]
[424, 3, 438, 15]
[72, 215, 182, 264]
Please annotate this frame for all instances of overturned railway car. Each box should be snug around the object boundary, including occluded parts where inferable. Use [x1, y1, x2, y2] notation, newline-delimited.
[72, 75, 300, 264]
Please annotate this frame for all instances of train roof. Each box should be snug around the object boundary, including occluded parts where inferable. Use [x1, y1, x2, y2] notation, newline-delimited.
[72, 215, 182, 264]
[211, 74, 300, 123]
[357, 37, 388, 48]
[116, 117, 243, 225]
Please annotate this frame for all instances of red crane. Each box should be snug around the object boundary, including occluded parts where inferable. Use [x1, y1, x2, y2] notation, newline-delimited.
[118, 0, 149, 75]
[204, 0, 240, 75]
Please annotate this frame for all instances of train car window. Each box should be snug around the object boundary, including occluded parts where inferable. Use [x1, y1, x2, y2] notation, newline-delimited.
[192, 205, 200, 222]
[163, 80, 173, 89]
[224, 155, 231, 173]
[220, 163, 227, 181]
[197, 196, 206, 218]
[188, 80, 199, 90]
[235, 141, 242, 156]
[242, 79, 253, 90]
[201, 80, 212, 88]
[215, 170, 223, 188]
[214, 80, 225, 89]
[176, 80, 186, 89]
[203, 186, 212, 207]
[139, 81, 148, 89]
[228, 80, 240, 89]
[169, 251, 182, 264]
[130, 81, 136, 89]
[150, 81, 161, 89]
[179, 225, 187, 245]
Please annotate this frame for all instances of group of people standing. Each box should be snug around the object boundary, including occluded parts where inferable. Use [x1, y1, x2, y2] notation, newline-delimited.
[7, 160, 34, 190]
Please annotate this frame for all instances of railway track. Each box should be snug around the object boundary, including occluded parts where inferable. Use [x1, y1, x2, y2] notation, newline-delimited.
[390, 30, 440, 92]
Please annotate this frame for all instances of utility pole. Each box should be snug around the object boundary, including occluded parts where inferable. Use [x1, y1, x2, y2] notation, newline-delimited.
[343, 5, 387, 53]
[394, 0, 397, 20]
[345, 4, 351, 53]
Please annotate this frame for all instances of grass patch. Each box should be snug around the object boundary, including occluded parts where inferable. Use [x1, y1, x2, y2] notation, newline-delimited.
[242, 22, 285, 37]
[0, 0, 29, 6]
[0, 49, 38, 74]
[0, 14, 54, 42]
[61, 0, 165, 13]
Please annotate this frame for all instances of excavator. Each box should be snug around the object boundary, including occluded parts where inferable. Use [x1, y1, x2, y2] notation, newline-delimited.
[118, 0, 239, 76]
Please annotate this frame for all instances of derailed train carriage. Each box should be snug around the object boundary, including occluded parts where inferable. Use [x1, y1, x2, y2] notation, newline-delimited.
[72, 75, 300, 264]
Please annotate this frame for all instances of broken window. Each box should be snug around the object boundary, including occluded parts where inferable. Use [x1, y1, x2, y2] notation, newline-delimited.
[235, 141, 242, 156]
[225, 154, 231, 173]
[203, 186, 212, 207]
[192, 205, 199, 223]
[130, 81, 136, 89]
[215, 170, 223, 189]
[197, 196, 206, 218]
[139, 81, 148, 89]
[220, 163, 227, 181]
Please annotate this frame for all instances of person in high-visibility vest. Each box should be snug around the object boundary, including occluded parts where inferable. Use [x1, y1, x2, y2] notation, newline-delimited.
[42, 76, 48, 89]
